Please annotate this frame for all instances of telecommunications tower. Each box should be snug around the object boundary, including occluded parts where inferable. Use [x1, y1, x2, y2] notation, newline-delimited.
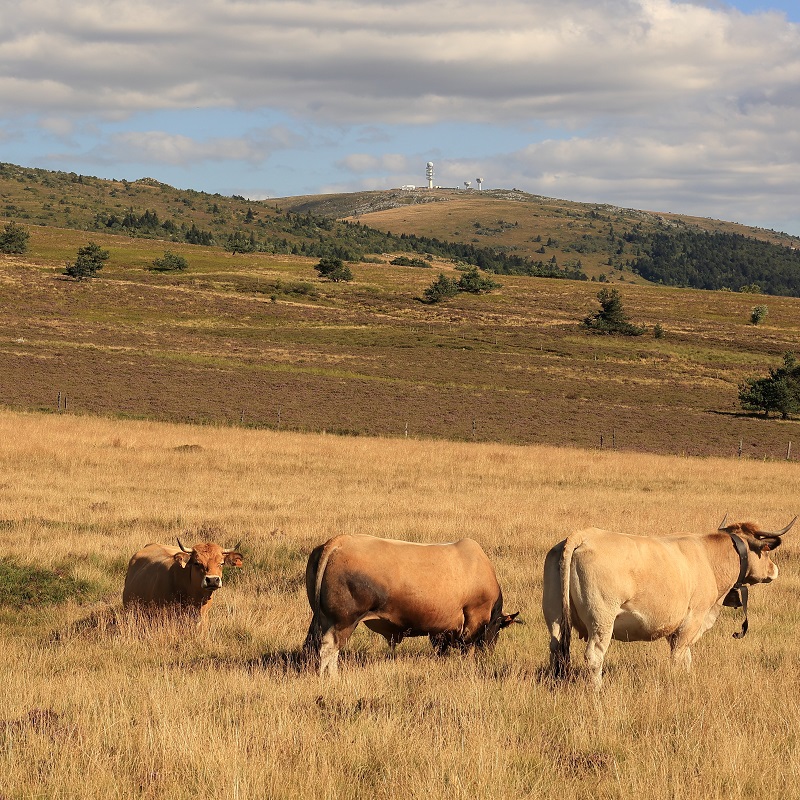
[426, 161, 434, 189]
[476, 177, 483, 190]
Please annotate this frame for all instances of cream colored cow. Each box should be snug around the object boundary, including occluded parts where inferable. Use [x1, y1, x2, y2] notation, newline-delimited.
[543, 516, 795, 689]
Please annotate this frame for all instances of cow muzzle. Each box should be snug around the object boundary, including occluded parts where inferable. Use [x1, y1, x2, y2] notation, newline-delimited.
[203, 575, 222, 590]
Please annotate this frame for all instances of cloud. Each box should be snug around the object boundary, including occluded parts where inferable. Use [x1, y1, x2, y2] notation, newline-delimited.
[338, 153, 410, 174]
[1, 1, 796, 124]
[73, 126, 305, 167]
[2, 0, 800, 231]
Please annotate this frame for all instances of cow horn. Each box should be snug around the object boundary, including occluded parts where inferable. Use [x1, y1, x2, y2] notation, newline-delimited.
[222, 541, 241, 554]
[176, 537, 192, 553]
[767, 516, 797, 537]
[718, 513, 729, 531]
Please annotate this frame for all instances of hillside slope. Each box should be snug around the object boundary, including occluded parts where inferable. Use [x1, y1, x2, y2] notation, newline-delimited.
[3, 161, 800, 294]
[1, 222, 799, 459]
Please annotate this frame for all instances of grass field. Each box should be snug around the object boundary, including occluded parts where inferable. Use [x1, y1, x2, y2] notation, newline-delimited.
[2, 224, 800, 460]
[1, 409, 798, 799]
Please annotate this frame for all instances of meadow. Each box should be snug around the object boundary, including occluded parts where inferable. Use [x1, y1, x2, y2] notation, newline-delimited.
[1, 409, 798, 799]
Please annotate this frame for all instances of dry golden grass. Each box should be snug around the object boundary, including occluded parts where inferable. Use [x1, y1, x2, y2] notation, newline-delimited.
[1, 409, 799, 799]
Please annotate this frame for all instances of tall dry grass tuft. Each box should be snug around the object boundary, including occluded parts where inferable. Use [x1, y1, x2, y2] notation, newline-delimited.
[1, 409, 798, 799]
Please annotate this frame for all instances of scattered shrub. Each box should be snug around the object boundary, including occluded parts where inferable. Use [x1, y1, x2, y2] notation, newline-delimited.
[457, 266, 501, 293]
[315, 257, 352, 282]
[0, 221, 29, 254]
[423, 273, 459, 303]
[64, 241, 109, 281]
[750, 305, 768, 325]
[390, 255, 432, 268]
[150, 250, 188, 272]
[583, 288, 645, 336]
[739, 352, 800, 419]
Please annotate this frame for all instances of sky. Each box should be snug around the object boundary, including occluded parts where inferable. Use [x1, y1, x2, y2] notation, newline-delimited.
[2, 0, 800, 234]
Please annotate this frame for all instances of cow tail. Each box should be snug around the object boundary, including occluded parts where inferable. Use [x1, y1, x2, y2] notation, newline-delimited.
[302, 540, 340, 665]
[558, 535, 579, 678]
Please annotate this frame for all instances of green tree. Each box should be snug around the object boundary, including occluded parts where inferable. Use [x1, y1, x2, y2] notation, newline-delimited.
[64, 242, 110, 281]
[0, 221, 30, 254]
[583, 288, 645, 335]
[225, 230, 255, 254]
[739, 352, 800, 419]
[423, 273, 459, 303]
[457, 266, 501, 294]
[150, 250, 188, 272]
[314, 257, 352, 282]
[750, 305, 768, 325]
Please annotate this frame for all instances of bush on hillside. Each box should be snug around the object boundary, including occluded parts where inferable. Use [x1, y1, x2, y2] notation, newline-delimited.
[457, 266, 501, 293]
[423, 273, 459, 303]
[583, 288, 645, 335]
[750, 305, 768, 325]
[64, 241, 109, 281]
[0, 221, 29, 254]
[739, 352, 800, 419]
[150, 250, 188, 272]
[315, 257, 352, 282]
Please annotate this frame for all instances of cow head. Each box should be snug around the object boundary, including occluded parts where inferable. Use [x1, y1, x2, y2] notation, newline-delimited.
[718, 516, 796, 584]
[483, 609, 523, 647]
[174, 538, 244, 595]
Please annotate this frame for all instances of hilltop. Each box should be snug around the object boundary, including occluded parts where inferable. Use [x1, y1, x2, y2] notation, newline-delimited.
[3, 161, 800, 294]
[278, 187, 800, 294]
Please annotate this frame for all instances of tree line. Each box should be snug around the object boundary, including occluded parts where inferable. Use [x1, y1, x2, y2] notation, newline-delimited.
[629, 230, 800, 297]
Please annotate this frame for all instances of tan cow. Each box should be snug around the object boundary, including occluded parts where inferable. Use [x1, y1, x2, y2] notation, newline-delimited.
[122, 538, 243, 626]
[543, 516, 795, 689]
[303, 534, 520, 676]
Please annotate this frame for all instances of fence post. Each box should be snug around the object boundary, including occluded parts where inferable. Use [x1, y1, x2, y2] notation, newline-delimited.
[788, 442, 793, 461]
[600, 434, 604, 450]
[738, 439, 743, 458]
[57, 391, 61, 412]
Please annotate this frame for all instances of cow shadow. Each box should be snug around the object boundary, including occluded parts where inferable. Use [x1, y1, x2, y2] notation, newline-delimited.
[247, 647, 309, 675]
[49, 605, 121, 644]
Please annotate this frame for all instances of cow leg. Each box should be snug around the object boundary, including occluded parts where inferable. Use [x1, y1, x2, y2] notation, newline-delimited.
[318, 627, 340, 678]
[546, 619, 564, 677]
[669, 637, 692, 672]
[585, 625, 613, 690]
[319, 623, 361, 678]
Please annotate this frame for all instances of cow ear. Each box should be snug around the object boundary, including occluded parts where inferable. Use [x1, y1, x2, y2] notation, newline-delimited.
[224, 552, 243, 568]
[174, 552, 190, 568]
[758, 536, 781, 552]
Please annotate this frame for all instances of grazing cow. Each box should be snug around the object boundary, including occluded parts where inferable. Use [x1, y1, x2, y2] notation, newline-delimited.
[122, 538, 243, 626]
[542, 516, 795, 689]
[303, 534, 520, 676]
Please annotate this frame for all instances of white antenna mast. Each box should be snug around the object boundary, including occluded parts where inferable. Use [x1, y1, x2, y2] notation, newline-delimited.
[426, 162, 434, 189]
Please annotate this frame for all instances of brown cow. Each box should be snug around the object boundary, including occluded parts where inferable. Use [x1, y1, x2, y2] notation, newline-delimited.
[122, 538, 243, 626]
[303, 534, 519, 676]
[542, 516, 795, 689]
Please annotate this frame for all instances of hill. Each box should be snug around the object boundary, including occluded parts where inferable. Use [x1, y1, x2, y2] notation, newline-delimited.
[4, 161, 800, 294]
[278, 188, 800, 295]
[1, 216, 799, 459]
